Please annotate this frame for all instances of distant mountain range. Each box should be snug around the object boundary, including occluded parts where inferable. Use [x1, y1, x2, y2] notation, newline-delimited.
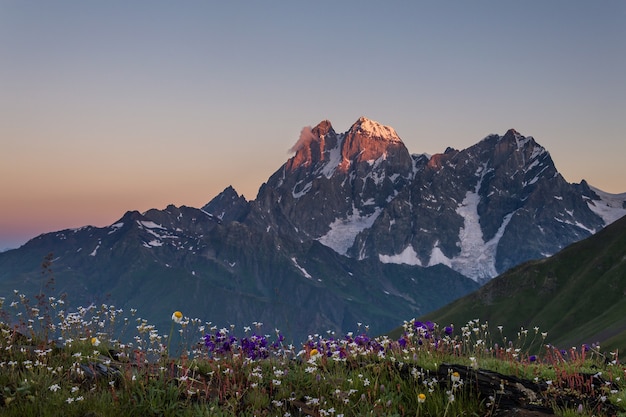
[1, 117, 624, 342]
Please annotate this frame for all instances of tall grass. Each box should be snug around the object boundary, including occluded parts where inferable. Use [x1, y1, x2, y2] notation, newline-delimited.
[0, 287, 624, 416]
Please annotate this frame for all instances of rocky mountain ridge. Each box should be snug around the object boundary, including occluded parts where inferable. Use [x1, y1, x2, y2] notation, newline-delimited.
[208, 118, 625, 282]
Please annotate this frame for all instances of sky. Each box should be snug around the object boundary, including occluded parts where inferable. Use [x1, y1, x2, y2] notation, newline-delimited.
[1, 1, 625, 250]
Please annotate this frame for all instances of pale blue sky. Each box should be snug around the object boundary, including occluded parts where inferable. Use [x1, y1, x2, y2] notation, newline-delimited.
[1, 1, 625, 249]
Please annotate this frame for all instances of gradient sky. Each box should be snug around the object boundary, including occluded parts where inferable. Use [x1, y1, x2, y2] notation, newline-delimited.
[1, 1, 625, 250]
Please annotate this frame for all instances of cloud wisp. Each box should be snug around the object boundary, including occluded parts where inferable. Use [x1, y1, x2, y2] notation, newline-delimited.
[288, 126, 317, 154]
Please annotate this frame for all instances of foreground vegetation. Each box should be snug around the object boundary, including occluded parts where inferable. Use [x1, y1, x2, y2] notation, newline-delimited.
[1, 286, 625, 416]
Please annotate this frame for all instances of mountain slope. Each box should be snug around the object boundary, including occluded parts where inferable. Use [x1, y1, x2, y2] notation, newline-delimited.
[419, 214, 626, 351]
[0, 204, 478, 343]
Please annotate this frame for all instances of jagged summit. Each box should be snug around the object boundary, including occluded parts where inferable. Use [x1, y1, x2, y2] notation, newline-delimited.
[348, 116, 402, 143]
[202, 186, 249, 222]
[285, 117, 409, 174]
[339, 117, 410, 173]
[312, 119, 335, 137]
[499, 128, 540, 149]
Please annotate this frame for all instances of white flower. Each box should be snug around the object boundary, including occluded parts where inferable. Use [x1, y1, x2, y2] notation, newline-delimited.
[49, 384, 61, 392]
[171, 311, 183, 323]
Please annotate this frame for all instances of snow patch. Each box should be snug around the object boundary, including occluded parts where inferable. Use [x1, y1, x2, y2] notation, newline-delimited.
[291, 257, 312, 279]
[362, 198, 375, 206]
[586, 186, 626, 225]
[515, 134, 532, 150]
[525, 159, 540, 172]
[523, 165, 550, 187]
[379, 245, 422, 266]
[292, 180, 313, 198]
[144, 240, 163, 248]
[89, 241, 101, 257]
[436, 164, 516, 281]
[319, 134, 344, 178]
[428, 244, 452, 268]
[554, 217, 595, 234]
[108, 222, 124, 234]
[529, 145, 545, 160]
[138, 220, 166, 229]
[318, 206, 382, 255]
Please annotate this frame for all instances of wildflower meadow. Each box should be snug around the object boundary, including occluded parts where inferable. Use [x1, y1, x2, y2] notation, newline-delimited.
[0, 287, 625, 416]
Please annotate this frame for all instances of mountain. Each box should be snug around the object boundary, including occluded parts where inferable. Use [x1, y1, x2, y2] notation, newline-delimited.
[238, 119, 625, 283]
[417, 213, 626, 352]
[0, 205, 478, 343]
[1, 117, 624, 342]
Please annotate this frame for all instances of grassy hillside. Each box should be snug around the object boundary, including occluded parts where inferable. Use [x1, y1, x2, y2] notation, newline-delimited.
[415, 214, 626, 352]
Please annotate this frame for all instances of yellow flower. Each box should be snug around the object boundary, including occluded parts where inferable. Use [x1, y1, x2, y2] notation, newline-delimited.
[172, 311, 183, 323]
[90, 337, 100, 347]
[451, 371, 461, 383]
[418, 393, 426, 403]
[309, 348, 319, 358]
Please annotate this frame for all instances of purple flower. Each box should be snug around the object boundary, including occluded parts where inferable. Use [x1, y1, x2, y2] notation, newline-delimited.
[414, 321, 425, 330]
[529, 355, 537, 362]
[355, 334, 370, 346]
[444, 326, 453, 335]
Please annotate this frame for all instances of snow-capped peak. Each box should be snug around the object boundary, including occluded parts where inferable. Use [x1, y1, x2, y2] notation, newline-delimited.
[350, 117, 402, 143]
